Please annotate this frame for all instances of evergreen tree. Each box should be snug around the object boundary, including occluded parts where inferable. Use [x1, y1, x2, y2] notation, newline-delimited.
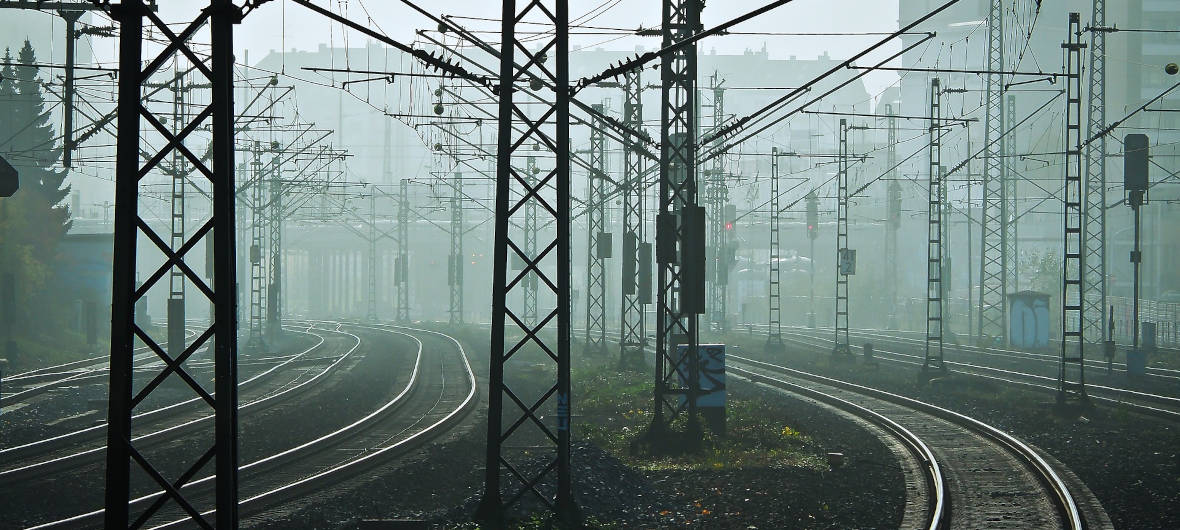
[8, 39, 72, 255]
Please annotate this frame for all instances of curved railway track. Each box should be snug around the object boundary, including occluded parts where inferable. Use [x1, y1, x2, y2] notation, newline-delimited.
[0, 325, 337, 473]
[13, 322, 475, 529]
[727, 354, 1084, 530]
[760, 326, 1180, 420]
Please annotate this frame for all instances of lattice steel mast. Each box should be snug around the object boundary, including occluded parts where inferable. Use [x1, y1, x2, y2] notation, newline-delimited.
[396, 179, 410, 322]
[449, 163, 463, 324]
[524, 155, 539, 325]
[619, 69, 647, 370]
[167, 70, 188, 360]
[267, 146, 283, 340]
[1083, 0, 1108, 344]
[925, 79, 946, 374]
[1005, 93, 1019, 293]
[585, 103, 608, 356]
[650, 0, 704, 440]
[884, 105, 901, 330]
[366, 190, 378, 321]
[767, 148, 784, 352]
[106, 0, 239, 525]
[979, 0, 1006, 346]
[1059, 12, 1089, 405]
[477, 0, 576, 523]
[706, 74, 728, 332]
[833, 119, 851, 356]
[247, 141, 267, 351]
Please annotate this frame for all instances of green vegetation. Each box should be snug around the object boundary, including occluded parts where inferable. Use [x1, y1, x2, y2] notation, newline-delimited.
[1, 40, 80, 371]
[574, 364, 826, 473]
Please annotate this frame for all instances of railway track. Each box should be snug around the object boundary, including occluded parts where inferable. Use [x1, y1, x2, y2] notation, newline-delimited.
[727, 354, 1085, 530]
[757, 326, 1180, 420]
[16, 322, 475, 529]
[0, 325, 338, 474]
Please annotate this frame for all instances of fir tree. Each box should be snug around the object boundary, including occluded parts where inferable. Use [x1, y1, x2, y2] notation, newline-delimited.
[7, 39, 71, 256]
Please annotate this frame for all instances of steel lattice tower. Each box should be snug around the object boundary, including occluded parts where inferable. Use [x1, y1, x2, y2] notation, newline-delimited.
[978, 0, 1007, 346]
[247, 141, 267, 351]
[833, 120, 851, 356]
[585, 103, 608, 356]
[524, 155, 539, 326]
[477, 0, 576, 523]
[167, 71, 187, 360]
[366, 190, 378, 321]
[619, 69, 647, 370]
[650, 0, 704, 440]
[925, 79, 946, 374]
[1060, 12, 1089, 405]
[267, 148, 283, 341]
[884, 105, 901, 330]
[1005, 93, 1019, 293]
[105, 0, 239, 525]
[767, 148, 784, 351]
[1083, 0, 1108, 343]
[706, 75, 728, 332]
[449, 167, 464, 325]
[396, 179, 410, 322]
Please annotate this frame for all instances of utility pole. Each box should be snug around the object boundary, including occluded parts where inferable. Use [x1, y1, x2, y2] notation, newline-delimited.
[1059, 12, 1089, 406]
[767, 148, 784, 352]
[247, 140, 267, 352]
[105, 1, 239, 525]
[585, 103, 608, 356]
[706, 73, 729, 333]
[885, 104, 900, 330]
[1006, 93, 1019, 294]
[833, 119, 852, 356]
[979, 0, 1007, 347]
[649, 0, 704, 442]
[449, 168, 463, 324]
[267, 144, 283, 341]
[924, 78, 946, 375]
[806, 190, 817, 328]
[619, 68, 648, 370]
[396, 179, 410, 322]
[523, 155, 539, 326]
[1083, 0, 1109, 345]
[166, 69, 187, 361]
[366, 189, 378, 321]
[477, 0, 576, 524]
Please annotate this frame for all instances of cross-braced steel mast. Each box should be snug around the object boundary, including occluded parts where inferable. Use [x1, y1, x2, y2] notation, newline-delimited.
[585, 103, 608, 356]
[884, 105, 901, 330]
[247, 141, 267, 351]
[396, 179, 410, 322]
[449, 165, 464, 324]
[167, 70, 188, 360]
[477, 0, 576, 524]
[1059, 12, 1089, 405]
[706, 75, 728, 333]
[833, 119, 851, 356]
[925, 79, 946, 374]
[650, 0, 704, 441]
[366, 190, 378, 321]
[523, 155, 539, 326]
[267, 147, 283, 340]
[105, 0, 240, 526]
[1005, 93, 1019, 293]
[1083, 0, 1108, 344]
[979, 0, 1007, 346]
[767, 148, 784, 352]
[618, 69, 647, 370]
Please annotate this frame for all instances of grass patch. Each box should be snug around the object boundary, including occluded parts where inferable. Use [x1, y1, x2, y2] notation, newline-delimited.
[574, 364, 826, 473]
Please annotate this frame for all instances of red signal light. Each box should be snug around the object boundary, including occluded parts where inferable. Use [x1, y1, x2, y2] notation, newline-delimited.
[725, 222, 734, 231]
